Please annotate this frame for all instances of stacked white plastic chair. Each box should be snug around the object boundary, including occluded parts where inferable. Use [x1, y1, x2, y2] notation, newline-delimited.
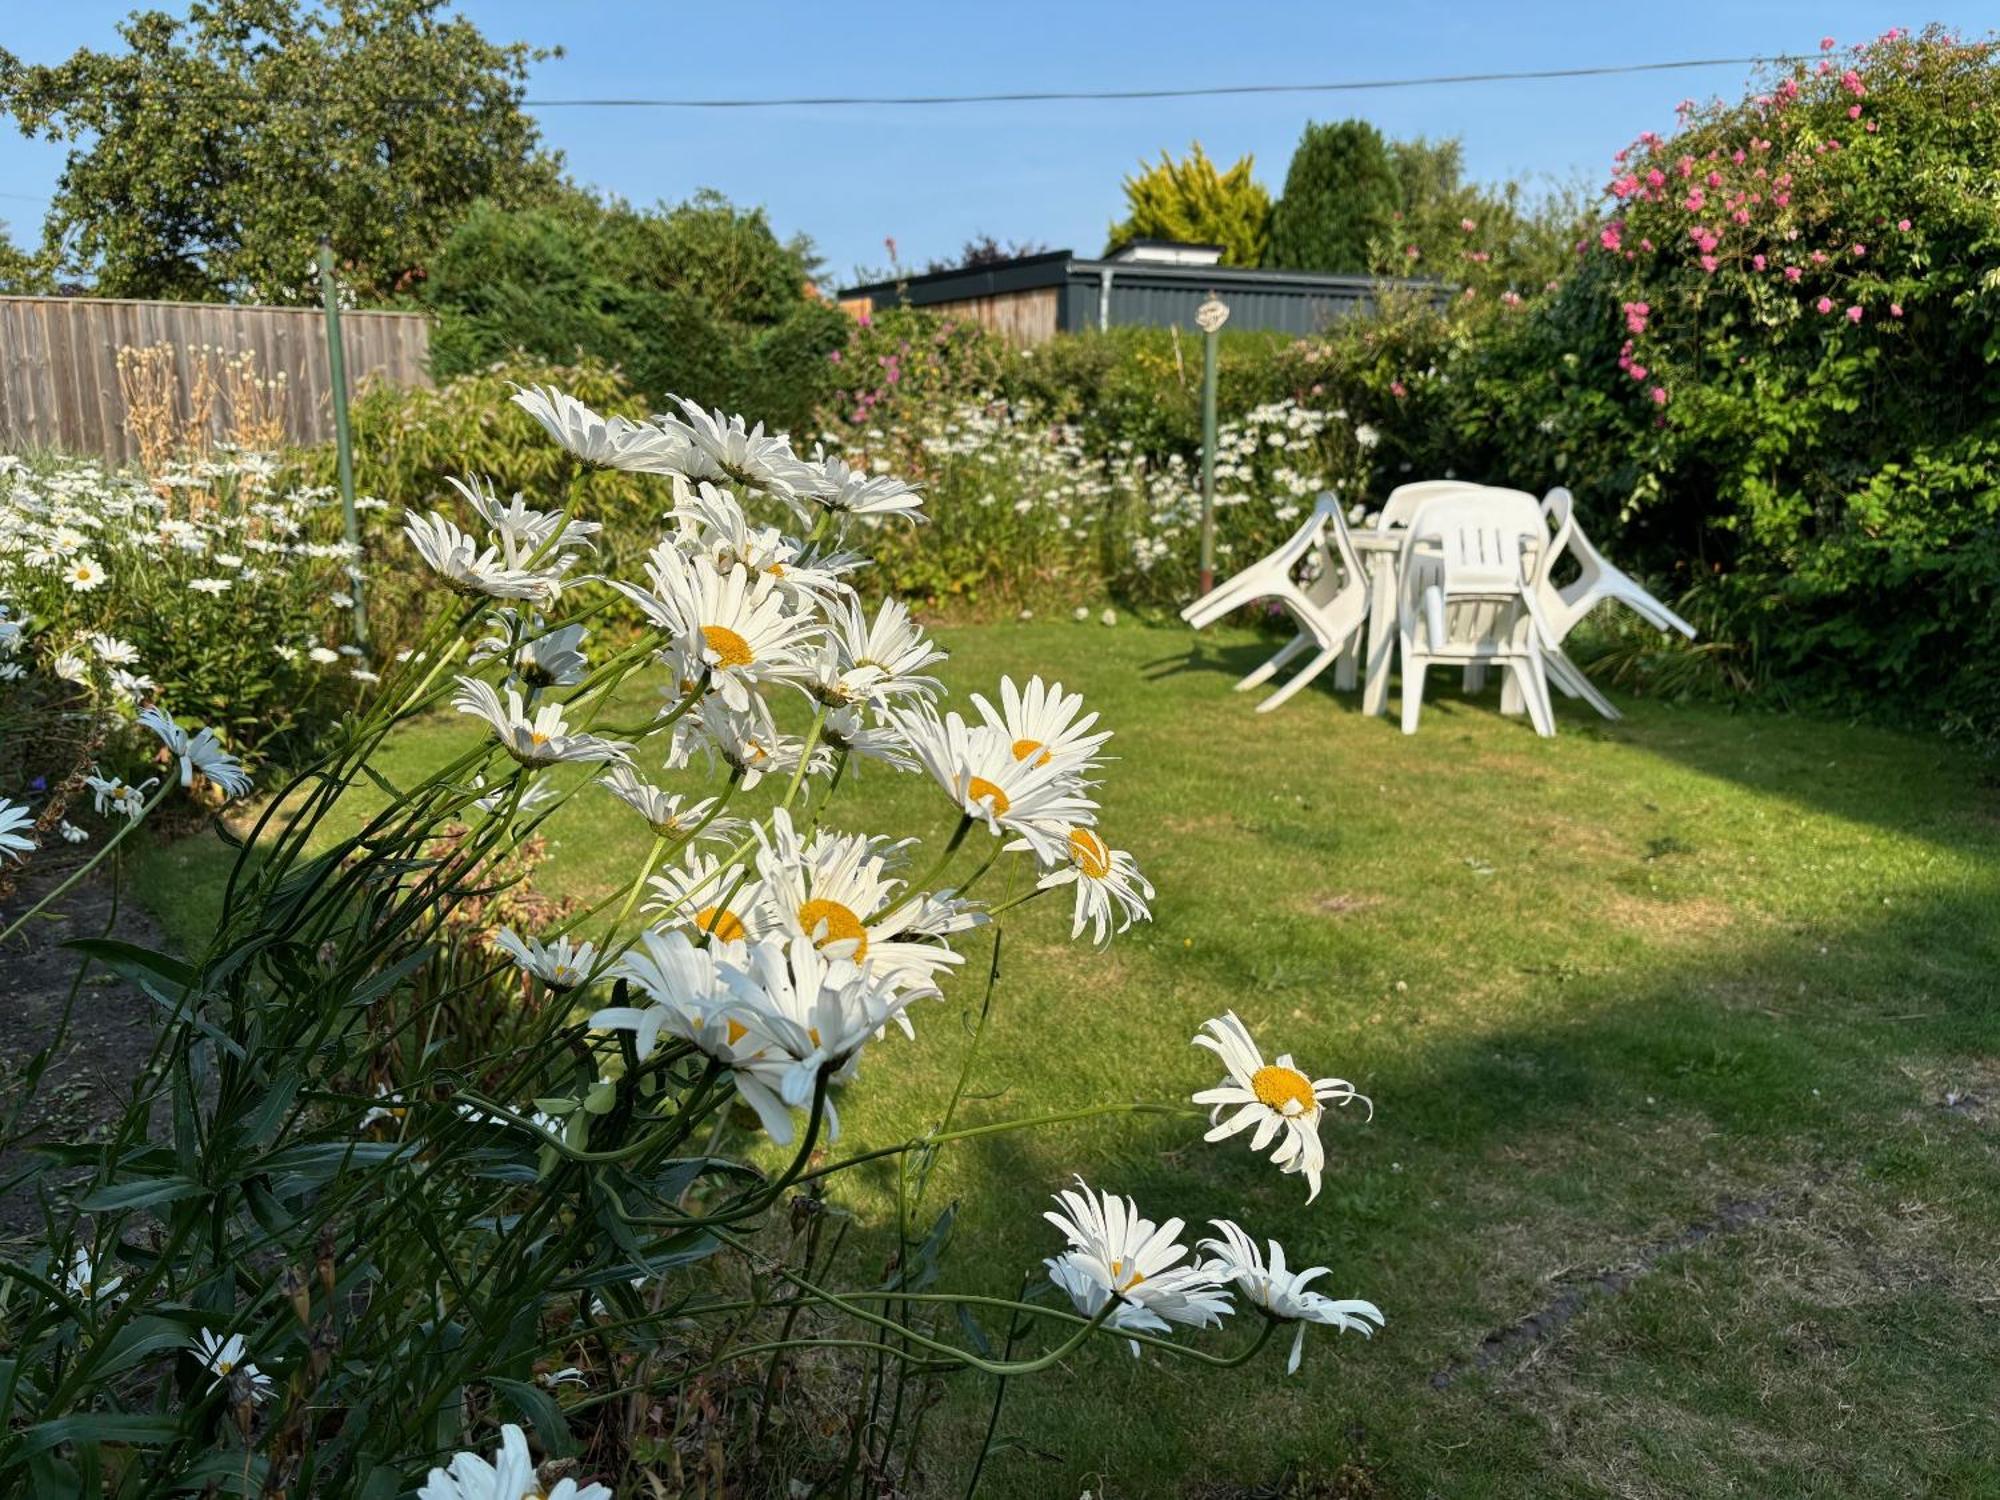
[1180, 492, 1369, 713]
[1395, 489, 1561, 737]
[1537, 488, 1697, 642]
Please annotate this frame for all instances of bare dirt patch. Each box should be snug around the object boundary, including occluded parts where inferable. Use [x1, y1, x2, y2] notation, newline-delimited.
[0, 863, 163, 1237]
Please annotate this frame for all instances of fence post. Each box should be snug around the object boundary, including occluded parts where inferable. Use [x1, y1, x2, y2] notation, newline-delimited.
[317, 237, 369, 648]
[1195, 296, 1230, 595]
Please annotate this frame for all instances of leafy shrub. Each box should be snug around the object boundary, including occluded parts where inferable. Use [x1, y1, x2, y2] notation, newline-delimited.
[1267, 119, 1403, 273]
[423, 192, 849, 432]
[1108, 143, 1272, 265]
[0, 453, 364, 771]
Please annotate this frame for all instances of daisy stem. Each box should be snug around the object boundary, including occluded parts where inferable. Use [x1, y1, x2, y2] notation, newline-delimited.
[775, 701, 828, 814]
[0, 779, 172, 946]
[873, 814, 974, 925]
[707, 1224, 1131, 1378]
[978, 885, 1050, 920]
[606, 834, 669, 940]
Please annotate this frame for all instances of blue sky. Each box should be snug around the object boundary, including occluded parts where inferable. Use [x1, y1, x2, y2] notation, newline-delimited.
[1, 3, 1989, 287]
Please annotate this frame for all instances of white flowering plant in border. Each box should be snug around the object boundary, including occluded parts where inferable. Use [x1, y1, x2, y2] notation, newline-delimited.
[0, 451, 370, 779]
[0, 387, 1380, 1496]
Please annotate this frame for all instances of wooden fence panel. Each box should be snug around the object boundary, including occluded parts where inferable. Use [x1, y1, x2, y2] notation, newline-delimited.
[0, 295, 432, 465]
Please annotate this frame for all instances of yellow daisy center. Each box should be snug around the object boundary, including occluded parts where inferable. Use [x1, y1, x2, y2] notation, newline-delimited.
[1068, 828, 1112, 880]
[1251, 1064, 1318, 1116]
[1011, 737, 1052, 767]
[964, 775, 1010, 815]
[1107, 1258, 1146, 1290]
[528, 730, 551, 746]
[695, 906, 746, 942]
[725, 1018, 748, 1045]
[798, 897, 869, 958]
[702, 624, 754, 668]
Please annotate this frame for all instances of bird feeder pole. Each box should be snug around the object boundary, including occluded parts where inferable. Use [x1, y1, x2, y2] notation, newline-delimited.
[1195, 296, 1230, 594]
[318, 236, 369, 647]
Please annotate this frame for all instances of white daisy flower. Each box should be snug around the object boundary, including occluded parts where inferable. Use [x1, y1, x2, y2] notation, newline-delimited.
[1043, 1178, 1234, 1355]
[194, 1329, 271, 1403]
[491, 929, 596, 991]
[418, 1422, 610, 1500]
[811, 453, 925, 520]
[64, 556, 106, 591]
[821, 705, 916, 771]
[447, 475, 602, 568]
[53, 650, 90, 684]
[890, 704, 1098, 863]
[627, 552, 819, 713]
[450, 679, 628, 766]
[1192, 1012, 1369, 1203]
[511, 623, 589, 688]
[643, 849, 756, 951]
[665, 398, 824, 516]
[65, 1246, 123, 1304]
[598, 766, 737, 843]
[87, 633, 139, 665]
[403, 511, 568, 604]
[188, 577, 231, 595]
[1200, 1219, 1384, 1374]
[107, 667, 155, 703]
[971, 674, 1112, 773]
[1023, 826, 1153, 946]
[59, 820, 87, 844]
[511, 383, 689, 476]
[309, 646, 340, 665]
[592, 928, 749, 1062]
[751, 810, 966, 1000]
[85, 770, 158, 821]
[719, 934, 923, 1144]
[668, 695, 831, 792]
[811, 595, 945, 708]
[137, 706, 253, 800]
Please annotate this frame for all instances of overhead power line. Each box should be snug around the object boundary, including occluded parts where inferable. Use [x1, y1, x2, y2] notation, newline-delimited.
[519, 55, 1795, 109]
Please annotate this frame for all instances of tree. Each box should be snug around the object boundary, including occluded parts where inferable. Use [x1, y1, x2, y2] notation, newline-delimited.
[422, 190, 847, 431]
[1265, 119, 1402, 273]
[0, 0, 563, 303]
[924, 234, 1050, 274]
[1108, 144, 1270, 267]
[0, 221, 48, 293]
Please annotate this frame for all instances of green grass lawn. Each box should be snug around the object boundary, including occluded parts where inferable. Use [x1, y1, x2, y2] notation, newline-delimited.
[133, 620, 2000, 1498]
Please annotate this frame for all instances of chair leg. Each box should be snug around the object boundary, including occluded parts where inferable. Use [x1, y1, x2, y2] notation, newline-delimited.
[1333, 627, 1362, 691]
[1545, 648, 1621, 720]
[1499, 672, 1524, 716]
[1400, 655, 1429, 735]
[1462, 662, 1488, 694]
[1518, 654, 1556, 737]
[1257, 647, 1340, 713]
[1237, 633, 1310, 692]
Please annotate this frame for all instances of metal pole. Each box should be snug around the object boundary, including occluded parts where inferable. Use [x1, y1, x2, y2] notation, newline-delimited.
[1192, 296, 1224, 596]
[318, 236, 368, 648]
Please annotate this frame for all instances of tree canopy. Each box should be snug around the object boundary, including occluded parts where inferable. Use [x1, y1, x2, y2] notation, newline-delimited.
[1265, 118, 1402, 273]
[0, 0, 563, 303]
[1108, 144, 1271, 267]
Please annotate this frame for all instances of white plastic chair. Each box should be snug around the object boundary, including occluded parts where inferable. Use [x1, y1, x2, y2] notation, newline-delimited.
[1538, 488, 1696, 642]
[1182, 494, 1368, 713]
[1372, 479, 1487, 533]
[1396, 491, 1558, 737]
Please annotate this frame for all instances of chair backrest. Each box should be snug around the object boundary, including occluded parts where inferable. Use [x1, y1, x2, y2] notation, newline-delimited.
[1376, 480, 1485, 531]
[1310, 490, 1365, 584]
[1401, 491, 1546, 595]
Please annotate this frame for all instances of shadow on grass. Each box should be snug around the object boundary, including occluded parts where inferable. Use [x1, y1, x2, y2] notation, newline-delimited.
[901, 881, 2000, 1498]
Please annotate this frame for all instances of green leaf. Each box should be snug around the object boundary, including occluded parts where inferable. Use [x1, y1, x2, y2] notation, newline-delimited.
[489, 1376, 577, 1459]
[62, 938, 192, 999]
[8, 1413, 180, 1463]
[78, 1177, 207, 1213]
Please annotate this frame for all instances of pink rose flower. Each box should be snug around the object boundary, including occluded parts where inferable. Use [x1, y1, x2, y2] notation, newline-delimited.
[1784, 265, 1802, 282]
[1752, 254, 1767, 271]
[1815, 297, 1834, 314]
[1890, 303, 1904, 318]
[1845, 306, 1863, 323]
[1897, 218, 1911, 232]
[1650, 386, 1669, 406]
